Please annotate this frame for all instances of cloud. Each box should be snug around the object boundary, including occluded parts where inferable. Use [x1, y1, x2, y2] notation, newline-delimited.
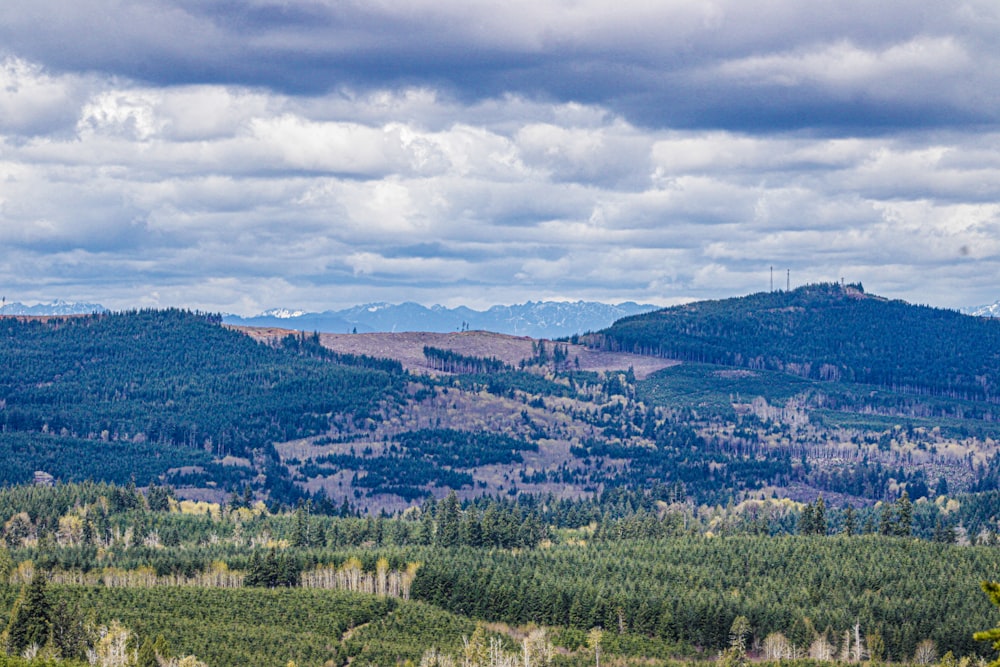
[2, 2, 1000, 314]
[2, 69, 999, 312]
[3, 1, 1000, 131]
[0, 58, 90, 136]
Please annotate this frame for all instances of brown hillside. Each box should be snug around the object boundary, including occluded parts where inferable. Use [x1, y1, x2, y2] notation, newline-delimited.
[232, 327, 677, 379]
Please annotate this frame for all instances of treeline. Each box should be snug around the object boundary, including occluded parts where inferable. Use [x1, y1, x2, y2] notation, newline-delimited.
[280, 330, 404, 374]
[3, 483, 1000, 664]
[423, 346, 509, 374]
[2, 481, 997, 559]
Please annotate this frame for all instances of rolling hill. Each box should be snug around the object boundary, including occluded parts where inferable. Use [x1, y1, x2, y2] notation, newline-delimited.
[5, 286, 1000, 516]
[594, 282, 1000, 403]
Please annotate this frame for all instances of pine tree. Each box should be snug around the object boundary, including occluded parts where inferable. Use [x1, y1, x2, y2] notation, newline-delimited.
[291, 505, 309, 547]
[814, 496, 827, 536]
[437, 491, 462, 548]
[799, 504, 815, 535]
[843, 505, 857, 536]
[975, 582, 1000, 667]
[4, 574, 52, 655]
[50, 598, 86, 660]
[878, 502, 895, 536]
[896, 491, 913, 537]
[137, 637, 158, 667]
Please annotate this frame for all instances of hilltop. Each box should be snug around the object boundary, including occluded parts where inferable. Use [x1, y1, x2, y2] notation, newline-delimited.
[594, 282, 1000, 402]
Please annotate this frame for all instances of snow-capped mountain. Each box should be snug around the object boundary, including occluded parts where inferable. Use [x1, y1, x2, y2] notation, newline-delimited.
[224, 300, 660, 338]
[260, 308, 306, 319]
[964, 301, 1000, 318]
[0, 300, 107, 316]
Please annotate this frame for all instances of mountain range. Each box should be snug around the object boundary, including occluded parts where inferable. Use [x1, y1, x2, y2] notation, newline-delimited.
[10, 296, 1000, 332]
[1, 299, 658, 338]
[222, 300, 660, 338]
[0, 299, 107, 316]
[966, 301, 1000, 318]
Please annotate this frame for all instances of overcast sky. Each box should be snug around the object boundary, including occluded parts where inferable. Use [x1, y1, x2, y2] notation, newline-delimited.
[2, 0, 999, 314]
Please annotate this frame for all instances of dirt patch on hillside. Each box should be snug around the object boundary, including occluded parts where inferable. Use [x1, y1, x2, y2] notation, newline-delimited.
[234, 327, 677, 379]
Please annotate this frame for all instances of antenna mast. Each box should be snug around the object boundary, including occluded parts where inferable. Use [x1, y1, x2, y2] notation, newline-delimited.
[770, 266, 773, 292]
[786, 269, 790, 292]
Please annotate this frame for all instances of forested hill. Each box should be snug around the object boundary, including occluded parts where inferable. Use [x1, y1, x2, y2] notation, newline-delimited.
[0, 310, 405, 482]
[594, 283, 1000, 401]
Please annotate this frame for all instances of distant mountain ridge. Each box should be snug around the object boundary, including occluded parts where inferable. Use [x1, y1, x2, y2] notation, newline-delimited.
[0, 300, 107, 316]
[966, 301, 1000, 318]
[224, 300, 660, 338]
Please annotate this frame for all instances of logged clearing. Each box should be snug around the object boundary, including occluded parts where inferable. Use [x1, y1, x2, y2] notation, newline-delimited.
[234, 327, 677, 379]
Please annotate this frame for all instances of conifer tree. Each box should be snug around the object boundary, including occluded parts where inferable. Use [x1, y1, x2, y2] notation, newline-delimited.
[896, 491, 913, 537]
[878, 502, 895, 536]
[137, 637, 158, 667]
[291, 504, 309, 547]
[975, 581, 1000, 667]
[799, 504, 815, 535]
[843, 505, 857, 536]
[814, 496, 827, 536]
[50, 598, 87, 660]
[4, 574, 52, 655]
[437, 491, 461, 548]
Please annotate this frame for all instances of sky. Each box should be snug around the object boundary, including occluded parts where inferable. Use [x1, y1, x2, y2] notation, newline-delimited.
[1, 1, 999, 315]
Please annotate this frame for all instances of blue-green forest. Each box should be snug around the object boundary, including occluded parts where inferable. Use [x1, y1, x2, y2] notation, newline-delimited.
[3, 285, 1000, 665]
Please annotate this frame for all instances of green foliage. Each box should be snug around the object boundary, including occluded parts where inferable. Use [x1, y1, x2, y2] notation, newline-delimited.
[3, 576, 50, 656]
[0, 432, 207, 487]
[601, 283, 1000, 403]
[244, 549, 300, 588]
[0, 585, 395, 667]
[411, 535, 999, 659]
[345, 601, 476, 667]
[394, 429, 538, 467]
[0, 310, 405, 468]
[975, 581, 1000, 667]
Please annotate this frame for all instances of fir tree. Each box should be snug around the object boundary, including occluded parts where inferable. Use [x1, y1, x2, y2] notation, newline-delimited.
[975, 582, 1000, 667]
[878, 502, 895, 536]
[814, 496, 827, 536]
[896, 491, 913, 537]
[50, 598, 86, 660]
[137, 637, 158, 667]
[437, 491, 462, 548]
[4, 574, 52, 655]
[291, 504, 309, 548]
[799, 503, 815, 535]
[843, 505, 857, 536]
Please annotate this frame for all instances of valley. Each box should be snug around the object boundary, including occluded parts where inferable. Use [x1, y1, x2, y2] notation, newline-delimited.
[3, 284, 1000, 666]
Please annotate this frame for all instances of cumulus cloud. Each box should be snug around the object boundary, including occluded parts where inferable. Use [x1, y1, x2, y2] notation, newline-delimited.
[1, 2, 999, 314]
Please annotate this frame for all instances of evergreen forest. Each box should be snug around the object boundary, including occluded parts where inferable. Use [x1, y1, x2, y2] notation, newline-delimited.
[3, 288, 1000, 665]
